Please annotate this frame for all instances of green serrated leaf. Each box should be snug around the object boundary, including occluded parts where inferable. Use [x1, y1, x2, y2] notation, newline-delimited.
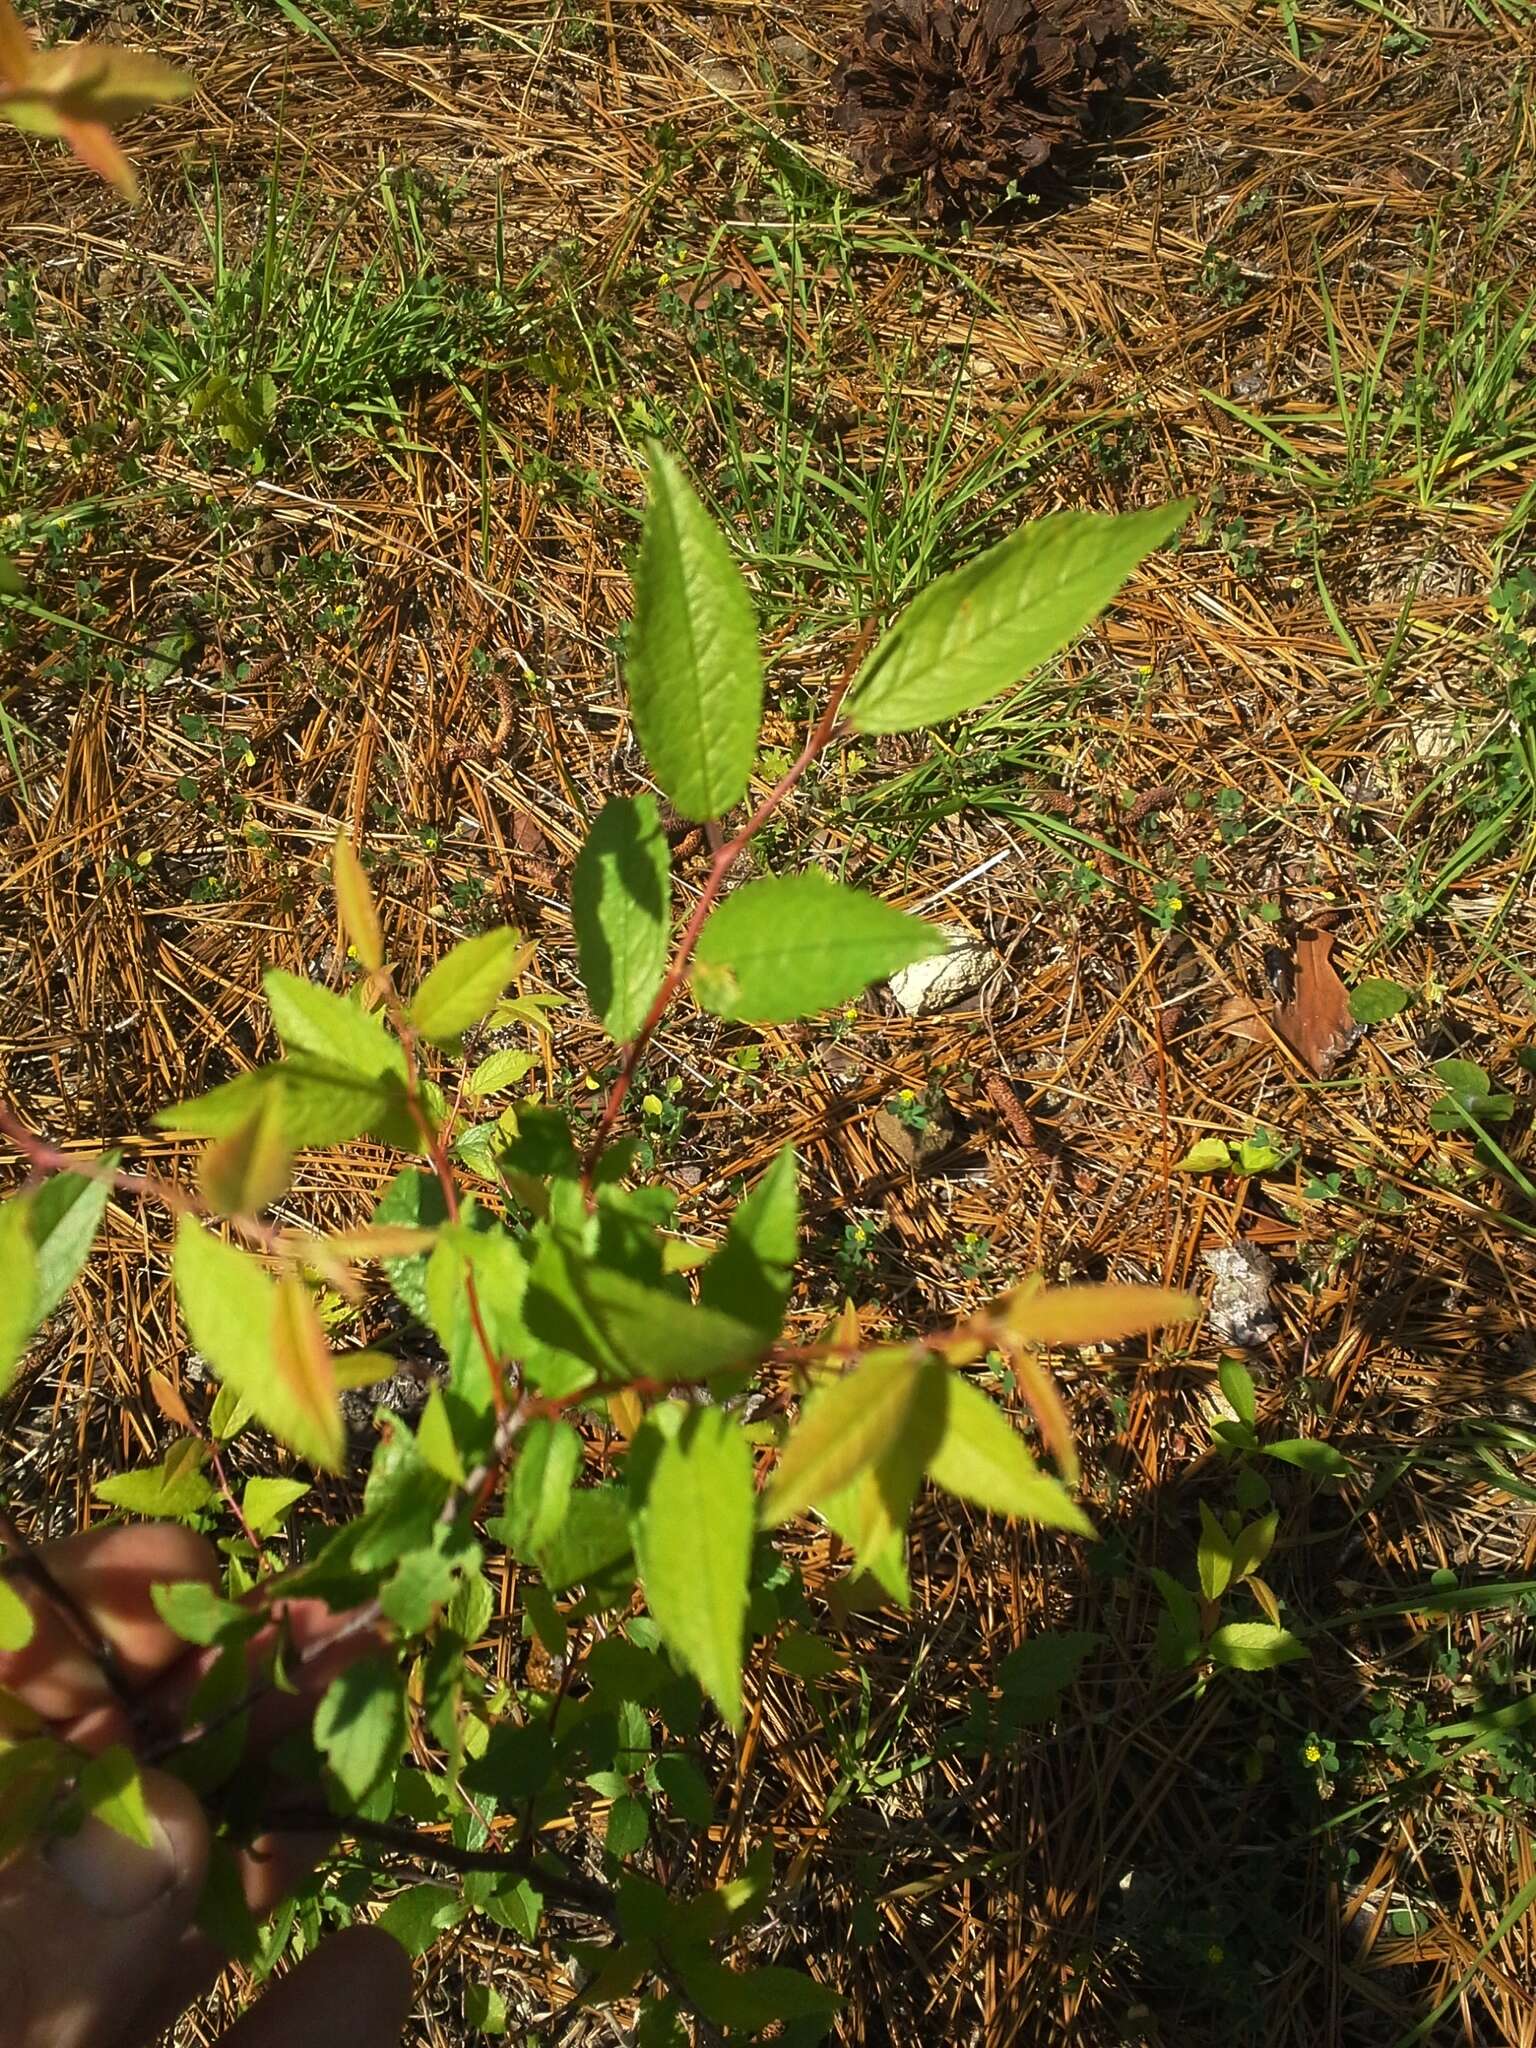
[94, 1455, 216, 1522]
[377, 1880, 465, 1957]
[409, 927, 525, 1046]
[605, 1790, 650, 1859]
[925, 1372, 1094, 1535]
[572, 795, 673, 1042]
[467, 1047, 539, 1099]
[694, 873, 943, 1025]
[150, 1579, 251, 1647]
[499, 1416, 581, 1556]
[626, 443, 764, 823]
[314, 1654, 407, 1803]
[631, 1406, 753, 1729]
[845, 503, 1190, 735]
[1208, 1621, 1309, 1671]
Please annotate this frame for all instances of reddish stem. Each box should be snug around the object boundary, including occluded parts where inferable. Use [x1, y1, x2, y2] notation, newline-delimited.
[580, 671, 856, 1185]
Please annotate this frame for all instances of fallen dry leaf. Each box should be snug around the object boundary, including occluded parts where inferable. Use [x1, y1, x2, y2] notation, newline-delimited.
[1214, 989, 1271, 1045]
[1275, 927, 1357, 1076]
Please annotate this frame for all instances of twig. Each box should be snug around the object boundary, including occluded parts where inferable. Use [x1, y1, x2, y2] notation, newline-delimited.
[269, 1804, 616, 1917]
[580, 663, 859, 1184]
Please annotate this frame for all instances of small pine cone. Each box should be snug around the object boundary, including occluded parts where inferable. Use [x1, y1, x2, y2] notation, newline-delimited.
[833, 0, 1138, 222]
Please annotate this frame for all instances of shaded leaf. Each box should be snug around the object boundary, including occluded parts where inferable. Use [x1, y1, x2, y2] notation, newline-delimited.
[28, 1160, 115, 1322]
[631, 1406, 753, 1728]
[572, 795, 673, 1042]
[377, 1881, 464, 1957]
[1260, 1437, 1348, 1478]
[698, 1146, 797, 1338]
[76, 1744, 154, 1847]
[314, 1654, 406, 1803]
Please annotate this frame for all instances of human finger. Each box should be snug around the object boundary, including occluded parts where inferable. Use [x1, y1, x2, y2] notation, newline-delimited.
[0, 1524, 217, 1726]
[0, 1764, 210, 2048]
[212, 1927, 412, 2048]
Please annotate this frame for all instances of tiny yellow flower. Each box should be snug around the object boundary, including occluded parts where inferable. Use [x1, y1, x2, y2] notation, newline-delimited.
[582, 1072, 599, 1091]
[1304, 1742, 1323, 1764]
[641, 1093, 663, 1116]
[1206, 1943, 1225, 1967]
[899, 1089, 916, 1103]
[842, 1004, 858, 1021]
[1167, 895, 1183, 913]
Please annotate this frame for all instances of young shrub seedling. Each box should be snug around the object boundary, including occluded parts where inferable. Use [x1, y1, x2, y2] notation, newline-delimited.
[0, 451, 1193, 2035]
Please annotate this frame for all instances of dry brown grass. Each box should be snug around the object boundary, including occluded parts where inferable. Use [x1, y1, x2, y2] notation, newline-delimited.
[4, 0, 1536, 2040]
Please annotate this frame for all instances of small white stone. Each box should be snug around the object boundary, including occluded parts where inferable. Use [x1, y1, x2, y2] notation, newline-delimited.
[887, 927, 1000, 1015]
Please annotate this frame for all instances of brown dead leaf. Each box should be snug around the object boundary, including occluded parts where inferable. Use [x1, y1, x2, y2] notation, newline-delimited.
[1214, 990, 1271, 1045]
[1275, 928, 1356, 1076]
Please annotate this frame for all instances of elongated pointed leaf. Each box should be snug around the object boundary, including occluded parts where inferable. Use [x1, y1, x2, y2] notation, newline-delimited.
[998, 1279, 1199, 1349]
[77, 1745, 154, 1848]
[173, 1219, 343, 1471]
[409, 927, 525, 1045]
[632, 1406, 753, 1728]
[197, 1087, 292, 1217]
[626, 444, 763, 823]
[333, 832, 383, 973]
[699, 1145, 798, 1337]
[28, 1159, 115, 1322]
[572, 795, 672, 1042]
[0, 1197, 39, 1397]
[763, 1348, 930, 1527]
[846, 503, 1191, 735]
[925, 1372, 1093, 1534]
[694, 873, 943, 1025]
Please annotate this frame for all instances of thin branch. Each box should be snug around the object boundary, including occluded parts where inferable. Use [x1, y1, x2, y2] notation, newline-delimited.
[580, 662, 859, 1184]
[269, 1805, 616, 1917]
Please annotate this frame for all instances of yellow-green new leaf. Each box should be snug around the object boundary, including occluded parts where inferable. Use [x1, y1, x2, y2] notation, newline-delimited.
[173, 1219, 342, 1472]
[332, 833, 383, 973]
[77, 1745, 154, 1848]
[0, 1577, 34, 1653]
[764, 1348, 933, 1528]
[197, 1087, 292, 1217]
[925, 1372, 1094, 1535]
[269, 1274, 344, 1473]
[0, 1196, 39, 1397]
[998, 1279, 1199, 1350]
[632, 1406, 754, 1728]
[409, 927, 526, 1045]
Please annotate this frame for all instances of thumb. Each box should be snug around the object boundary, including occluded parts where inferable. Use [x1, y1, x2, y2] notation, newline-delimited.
[0, 1766, 209, 2048]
